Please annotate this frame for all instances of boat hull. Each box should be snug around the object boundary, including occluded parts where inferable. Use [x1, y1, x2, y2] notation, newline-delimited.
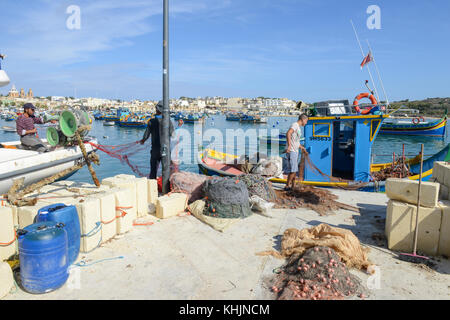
[0, 139, 98, 195]
[118, 121, 147, 129]
[380, 117, 447, 136]
[197, 144, 450, 192]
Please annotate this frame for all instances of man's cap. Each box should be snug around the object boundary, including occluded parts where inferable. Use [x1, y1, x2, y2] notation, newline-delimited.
[23, 103, 36, 110]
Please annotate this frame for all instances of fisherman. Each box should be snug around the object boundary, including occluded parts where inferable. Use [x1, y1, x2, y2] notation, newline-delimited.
[16, 103, 50, 153]
[285, 114, 308, 191]
[140, 101, 175, 179]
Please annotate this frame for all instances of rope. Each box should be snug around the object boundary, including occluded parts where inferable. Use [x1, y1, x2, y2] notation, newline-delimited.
[0, 230, 16, 246]
[74, 256, 124, 268]
[81, 222, 102, 238]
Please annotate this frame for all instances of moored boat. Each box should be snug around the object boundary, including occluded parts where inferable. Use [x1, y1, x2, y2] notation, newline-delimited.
[0, 138, 98, 195]
[380, 115, 447, 137]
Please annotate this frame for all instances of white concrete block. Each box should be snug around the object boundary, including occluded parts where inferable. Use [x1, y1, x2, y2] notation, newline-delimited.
[438, 201, 450, 257]
[147, 179, 158, 205]
[112, 188, 137, 234]
[432, 162, 447, 184]
[87, 192, 116, 244]
[135, 178, 148, 218]
[442, 163, 450, 188]
[439, 184, 449, 200]
[156, 193, 188, 219]
[75, 197, 102, 253]
[385, 200, 441, 255]
[101, 178, 137, 216]
[17, 205, 41, 229]
[0, 207, 16, 261]
[385, 178, 439, 208]
[0, 262, 13, 299]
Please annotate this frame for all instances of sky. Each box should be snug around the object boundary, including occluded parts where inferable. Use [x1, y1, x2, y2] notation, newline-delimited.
[0, 0, 449, 102]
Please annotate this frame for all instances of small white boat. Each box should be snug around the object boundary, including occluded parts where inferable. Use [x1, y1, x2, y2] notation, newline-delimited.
[1, 126, 16, 133]
[0, 138, 98, 195]
[103, 121, 115, 126]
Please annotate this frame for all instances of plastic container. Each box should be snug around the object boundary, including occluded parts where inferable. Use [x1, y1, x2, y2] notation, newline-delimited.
[18, 221, 69, 294]
[36, 204, 80, 265]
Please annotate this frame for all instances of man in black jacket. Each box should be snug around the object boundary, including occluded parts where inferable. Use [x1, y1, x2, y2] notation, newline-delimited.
[140, 101, 174, 179]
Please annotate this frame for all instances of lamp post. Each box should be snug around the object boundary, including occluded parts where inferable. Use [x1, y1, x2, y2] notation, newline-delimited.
[161, 0, 171, 194]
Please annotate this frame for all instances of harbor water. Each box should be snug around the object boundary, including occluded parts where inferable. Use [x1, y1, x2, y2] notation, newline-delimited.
[1, 115, 448, 183]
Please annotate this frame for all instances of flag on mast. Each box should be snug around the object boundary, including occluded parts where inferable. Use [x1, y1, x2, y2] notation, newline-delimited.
[360, 51, 373, 69]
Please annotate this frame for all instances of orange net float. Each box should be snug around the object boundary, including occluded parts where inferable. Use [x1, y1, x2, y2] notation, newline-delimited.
[353, 92, 378, 114]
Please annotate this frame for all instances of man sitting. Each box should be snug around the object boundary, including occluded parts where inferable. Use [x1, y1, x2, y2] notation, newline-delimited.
[16, 103, 49, 153]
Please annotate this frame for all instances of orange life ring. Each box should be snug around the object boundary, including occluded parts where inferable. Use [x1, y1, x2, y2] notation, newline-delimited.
[353, 92, 378, 114]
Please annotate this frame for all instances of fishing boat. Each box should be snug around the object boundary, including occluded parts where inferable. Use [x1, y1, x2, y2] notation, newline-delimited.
[0, 138, 98, 195]
[379, 114, 447, 137]
[226, 113, 241, 121]
[181, 113, 203, 124]
[117, 114, 148, 129]
[93, 113, 104, 120]
[198, 98, 448, 192]
[1, 126, 16, 133]
[103, 121, 115, 126]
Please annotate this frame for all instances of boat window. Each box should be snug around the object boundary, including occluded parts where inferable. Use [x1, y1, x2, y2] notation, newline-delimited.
[313, 123, 331, 137]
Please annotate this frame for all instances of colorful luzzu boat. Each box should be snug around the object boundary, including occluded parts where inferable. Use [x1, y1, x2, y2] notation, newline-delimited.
[379, 114, 447, 137]
[198, 111, 450, 192]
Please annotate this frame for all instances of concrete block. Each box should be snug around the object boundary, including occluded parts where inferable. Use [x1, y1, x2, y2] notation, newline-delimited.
[385, 178, 439, 208]
[112, 188, 137, 234]
[156, 193, 188, 219]
[0, 207, 16, 261]
[114, 176, 148, 218]
[87, 192, 116, 244]
[442, 163, 450, 188]
[385, 200, 441, 255]
[102, 178, 137, 216]
[432, 162, 447, 184]
[439, 184, 449, 200]
[75, 197, 102, 253]
[438, 201, 450, 257]
[0, 202, 18, 227]
[0, 262, 13, 299]
[148, 179, 158, 205]
[18, 205, 41, 229]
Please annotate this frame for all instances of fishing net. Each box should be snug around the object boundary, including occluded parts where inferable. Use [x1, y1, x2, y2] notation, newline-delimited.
[87, 141, 150, 177]
[232, 174, 277, 202]
[189, 200, 239, 232]
[170, 171, 210, 203]
[251, 157, 283, 178]
[267, 246, 367, 300]
[202, 177, 252, 219]
[274, 185, 359, 216]
[258, 224, 373, 270]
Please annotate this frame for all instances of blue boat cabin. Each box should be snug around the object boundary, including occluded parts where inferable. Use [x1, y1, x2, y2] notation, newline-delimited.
[303, 115, 388, 183]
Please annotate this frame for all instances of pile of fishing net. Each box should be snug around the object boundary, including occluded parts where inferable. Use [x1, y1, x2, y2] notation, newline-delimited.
[232, 174, 276, 202]
[268, 246, 367, 300]
[188, 176, 253, 232]
[170, 171, 210, 203]
[258, 224, 373, 270]
[251, 156, 283, 178]
[274, 185, 359, 216]
[202, 177, 252, 219]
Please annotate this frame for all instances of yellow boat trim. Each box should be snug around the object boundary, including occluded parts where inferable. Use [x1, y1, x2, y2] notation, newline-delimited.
[309, 115, 389, 121]
[408, 169, 433, 181]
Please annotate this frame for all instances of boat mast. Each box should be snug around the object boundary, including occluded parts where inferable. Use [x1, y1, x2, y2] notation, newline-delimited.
[161, 0, 171, 194]
[366, 40, 390, 107]
[350, 20, 381, 104]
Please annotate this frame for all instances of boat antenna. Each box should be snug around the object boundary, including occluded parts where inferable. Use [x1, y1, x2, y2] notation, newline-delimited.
[366, 39, 390, 107]
[364, 80, 374, 95]
[350, 20, 381, 104]
[161, 0, 171, 194]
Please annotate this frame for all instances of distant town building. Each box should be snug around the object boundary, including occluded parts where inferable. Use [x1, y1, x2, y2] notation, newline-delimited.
[27, 89, 33, 99]
[8, 84, 19, 98]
